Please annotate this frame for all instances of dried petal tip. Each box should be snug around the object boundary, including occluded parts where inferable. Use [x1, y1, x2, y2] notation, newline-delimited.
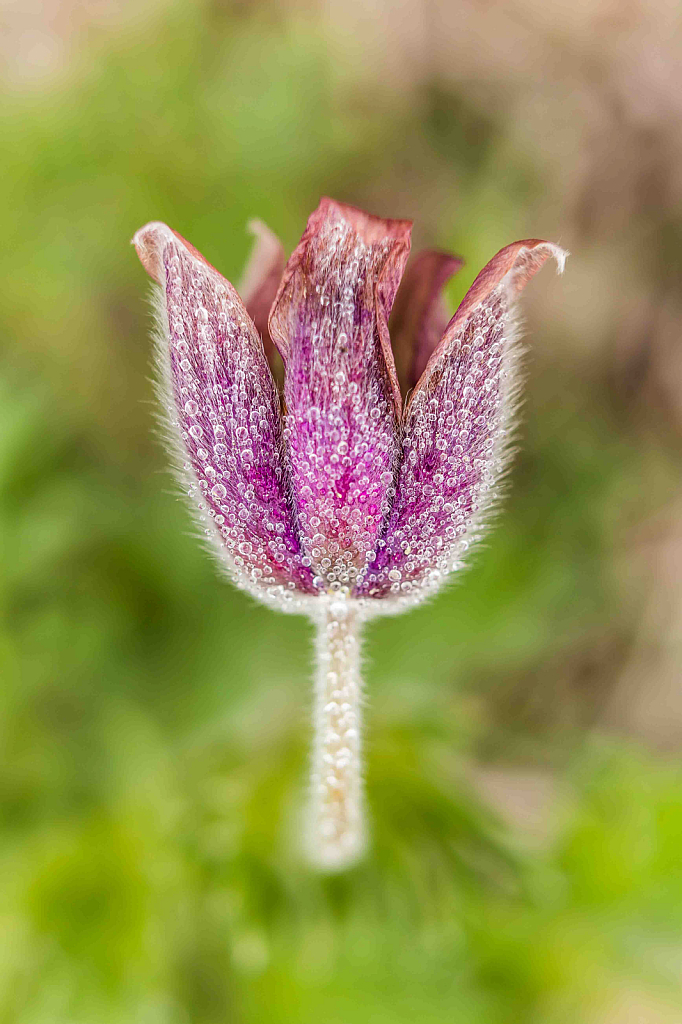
[132, 221, 175, 283]
[456, 238, 567, 325]
[509, 239, 567, 288]
[133, 221, 224, 285]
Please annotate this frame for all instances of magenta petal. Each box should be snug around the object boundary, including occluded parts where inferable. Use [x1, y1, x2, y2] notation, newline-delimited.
[389, 249, 463, 398]
[359, 239, 566, 601]
[133, 221, 314, 605]
[268, 198, 412, 586]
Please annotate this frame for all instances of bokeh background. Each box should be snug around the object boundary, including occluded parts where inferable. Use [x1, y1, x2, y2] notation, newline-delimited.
[2, 0, 682, 1021]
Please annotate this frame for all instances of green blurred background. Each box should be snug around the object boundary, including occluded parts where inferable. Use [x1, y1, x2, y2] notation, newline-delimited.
[2, 1, 682, 1021]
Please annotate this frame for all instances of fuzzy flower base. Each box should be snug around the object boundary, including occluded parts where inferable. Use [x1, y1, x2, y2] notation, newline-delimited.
[133, 198, 565, 870]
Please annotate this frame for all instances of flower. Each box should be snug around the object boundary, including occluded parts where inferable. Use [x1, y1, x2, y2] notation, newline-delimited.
[133, 197, 566, 870]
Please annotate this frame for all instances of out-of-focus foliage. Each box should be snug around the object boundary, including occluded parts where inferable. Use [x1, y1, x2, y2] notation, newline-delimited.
[1, 0, 682, 1020]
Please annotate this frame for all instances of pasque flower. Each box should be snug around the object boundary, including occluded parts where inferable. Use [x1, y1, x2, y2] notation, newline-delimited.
[133, 198, 566, 870]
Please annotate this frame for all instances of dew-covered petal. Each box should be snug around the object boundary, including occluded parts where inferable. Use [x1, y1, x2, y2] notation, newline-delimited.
[358, 239, 567, 605]
[133, 221, 314, 608]
[268, 198, 412, 590]
[389, 249, 463, 398]
[238, 218, 286, 382]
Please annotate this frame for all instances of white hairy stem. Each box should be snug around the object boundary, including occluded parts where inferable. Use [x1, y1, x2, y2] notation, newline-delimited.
[306, 600, 366, 871]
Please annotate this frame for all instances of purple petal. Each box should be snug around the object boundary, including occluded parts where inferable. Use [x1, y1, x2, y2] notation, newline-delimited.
[358, 239, 567, 603]
[238, 218, 286, 385]
[389, 249, 463, 397]
[268, 198, 412, 589]
[133, 221, 314, 607]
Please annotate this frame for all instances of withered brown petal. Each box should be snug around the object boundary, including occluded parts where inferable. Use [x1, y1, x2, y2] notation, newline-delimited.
[389, 249, 464, 400]
[238, 219, 286, 385]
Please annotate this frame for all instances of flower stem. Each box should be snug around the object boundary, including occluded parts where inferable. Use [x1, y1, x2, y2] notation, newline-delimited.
[306, 599, 365, 871]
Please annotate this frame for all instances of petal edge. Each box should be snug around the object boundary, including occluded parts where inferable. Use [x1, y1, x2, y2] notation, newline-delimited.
[410, 239, 567, 407]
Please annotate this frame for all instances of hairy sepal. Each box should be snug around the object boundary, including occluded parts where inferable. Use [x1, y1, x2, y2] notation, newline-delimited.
[268, 198, 412, 593]
[134, 221, 315, 613]
[357, 240, 567, 610]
